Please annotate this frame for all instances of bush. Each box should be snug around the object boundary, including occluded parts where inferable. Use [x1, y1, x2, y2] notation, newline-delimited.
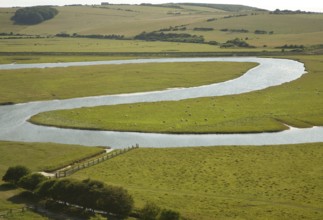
[134, 31, 205, 43]
[140, 202, 161, 220]
[193, 27, 214, 31]
[221, 38, 254, 48]
[35, 179, 58, 198]
[159, 209, 180, 220]
[11, 6, 58, 25]
[97, 185, 134, 219]
[254, 30, 267, 34]
[18, 173, 47, 191]
[2, 165, 31, 185]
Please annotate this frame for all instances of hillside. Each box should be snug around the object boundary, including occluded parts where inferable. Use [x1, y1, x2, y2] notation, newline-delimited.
[0, 4, 323, 48]
[181, 3, 264, 12]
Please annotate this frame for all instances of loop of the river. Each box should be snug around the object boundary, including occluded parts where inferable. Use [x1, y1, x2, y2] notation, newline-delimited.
[0, 57, 322, 148]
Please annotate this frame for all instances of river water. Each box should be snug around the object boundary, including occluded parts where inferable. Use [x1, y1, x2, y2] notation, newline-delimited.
[0, 57, 322, 148]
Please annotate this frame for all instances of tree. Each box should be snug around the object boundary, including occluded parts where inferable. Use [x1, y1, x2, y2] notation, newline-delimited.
[97, 185, 134, 219]
[18, 173, 47, 191]
[35, 179, 57, 199]
[50, 179, 74, 203]
[35, 178, 134, 219]
[80, 179, 105, 210]
[159, 209, 180, 220]
[2, 165, 31, 185]
[140, 202, 161, 220]
[11, 6, 58, 25]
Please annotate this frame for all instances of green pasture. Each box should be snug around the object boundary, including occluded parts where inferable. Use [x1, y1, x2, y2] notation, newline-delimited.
[30, 55, 323, 133]
[179, 13, 323, 47]
[72, 144, 323, 220]
[2, 141, 321, 219]
[1, 5, 323, 48]
[0, 37, 281, 53]
[0, 38, 220, 53]
[0, 54, 135, 64]
[0, 141, 102, 218]
[0, 5, 225, 36]
[0, 61, 255, 104]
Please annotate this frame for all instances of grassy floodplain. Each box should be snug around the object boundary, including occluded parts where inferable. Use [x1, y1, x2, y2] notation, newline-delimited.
[0, 141, 103, 218]
[0, 54, 136, 64]
[0, 61, 256, 104]
[0, 38, 222, 53]
[31, 55, 323, 134]
[72, 144, 323, 220]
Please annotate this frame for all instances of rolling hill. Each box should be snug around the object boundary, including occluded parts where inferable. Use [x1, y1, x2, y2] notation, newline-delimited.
[0, 3, 323, 48]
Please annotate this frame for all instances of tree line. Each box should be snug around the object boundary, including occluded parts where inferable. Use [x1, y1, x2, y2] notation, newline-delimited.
[134, 31, 205, 44]
[2, 165, 133, 218]
[55, 33, 124, 40]
[270, 9, 318, 15]
[221, 38, 254, 48]
[11, 6, 58, 25]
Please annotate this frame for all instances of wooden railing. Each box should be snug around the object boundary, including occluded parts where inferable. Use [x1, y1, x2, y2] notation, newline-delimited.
[55, 145, 139, 178]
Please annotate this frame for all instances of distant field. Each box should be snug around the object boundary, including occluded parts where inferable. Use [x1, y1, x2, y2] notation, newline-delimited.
[72, 143, 323, 220]
[1, 5, 323, 48]
[0, 141, 102, 218]
[0, 38, 280, 53]
[0, 5, 226, 36]
[0, 61, 255, 103]
[0, 38, 219, 53]
[0, 54, 136, 64]
[31, 55, 323, 133]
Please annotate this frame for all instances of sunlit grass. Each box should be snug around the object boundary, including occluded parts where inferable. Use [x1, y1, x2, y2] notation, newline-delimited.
[72, 143, 323, 220]
[31, 55, 323, 133]
[0, 61, 255, 104]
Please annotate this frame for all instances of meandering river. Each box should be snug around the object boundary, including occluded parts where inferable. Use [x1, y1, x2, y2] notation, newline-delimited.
[0, 57, 322, 148]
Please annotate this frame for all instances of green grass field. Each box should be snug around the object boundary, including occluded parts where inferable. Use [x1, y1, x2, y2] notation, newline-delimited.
[31, 55, 323, 134]
[0, 38, 221, 53]
[1, 5, 323, 48]
[0, 54, 136, 64]
[1, 141, 322, 219]
[72, 143, 323, 220]
[0, 61, 255, 104]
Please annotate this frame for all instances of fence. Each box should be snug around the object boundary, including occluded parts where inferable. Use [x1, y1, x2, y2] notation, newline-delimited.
[55, 145, 139, 178]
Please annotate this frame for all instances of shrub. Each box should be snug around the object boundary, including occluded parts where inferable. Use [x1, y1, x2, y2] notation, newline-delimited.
[221, 38, 253, 48]
[193, 27, 214, 31]
[97, 185, 134, 219]
[140, 202, 161, 220]
[2, 165, 31, 185]
[134, 31, 205, 43]
[254, 30, 267, 34]
[18, 173, 47, 191]
[159, 209, 180, 220]
[35, 179, 58, 198]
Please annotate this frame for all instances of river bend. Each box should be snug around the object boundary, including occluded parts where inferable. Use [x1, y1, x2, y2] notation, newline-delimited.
[1, 57, 322, 148]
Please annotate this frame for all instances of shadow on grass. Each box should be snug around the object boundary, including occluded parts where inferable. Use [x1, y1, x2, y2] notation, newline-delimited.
[8, 191, 37, 205]
[0, 183, 17, 191]
[7, 193, 107, 220]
